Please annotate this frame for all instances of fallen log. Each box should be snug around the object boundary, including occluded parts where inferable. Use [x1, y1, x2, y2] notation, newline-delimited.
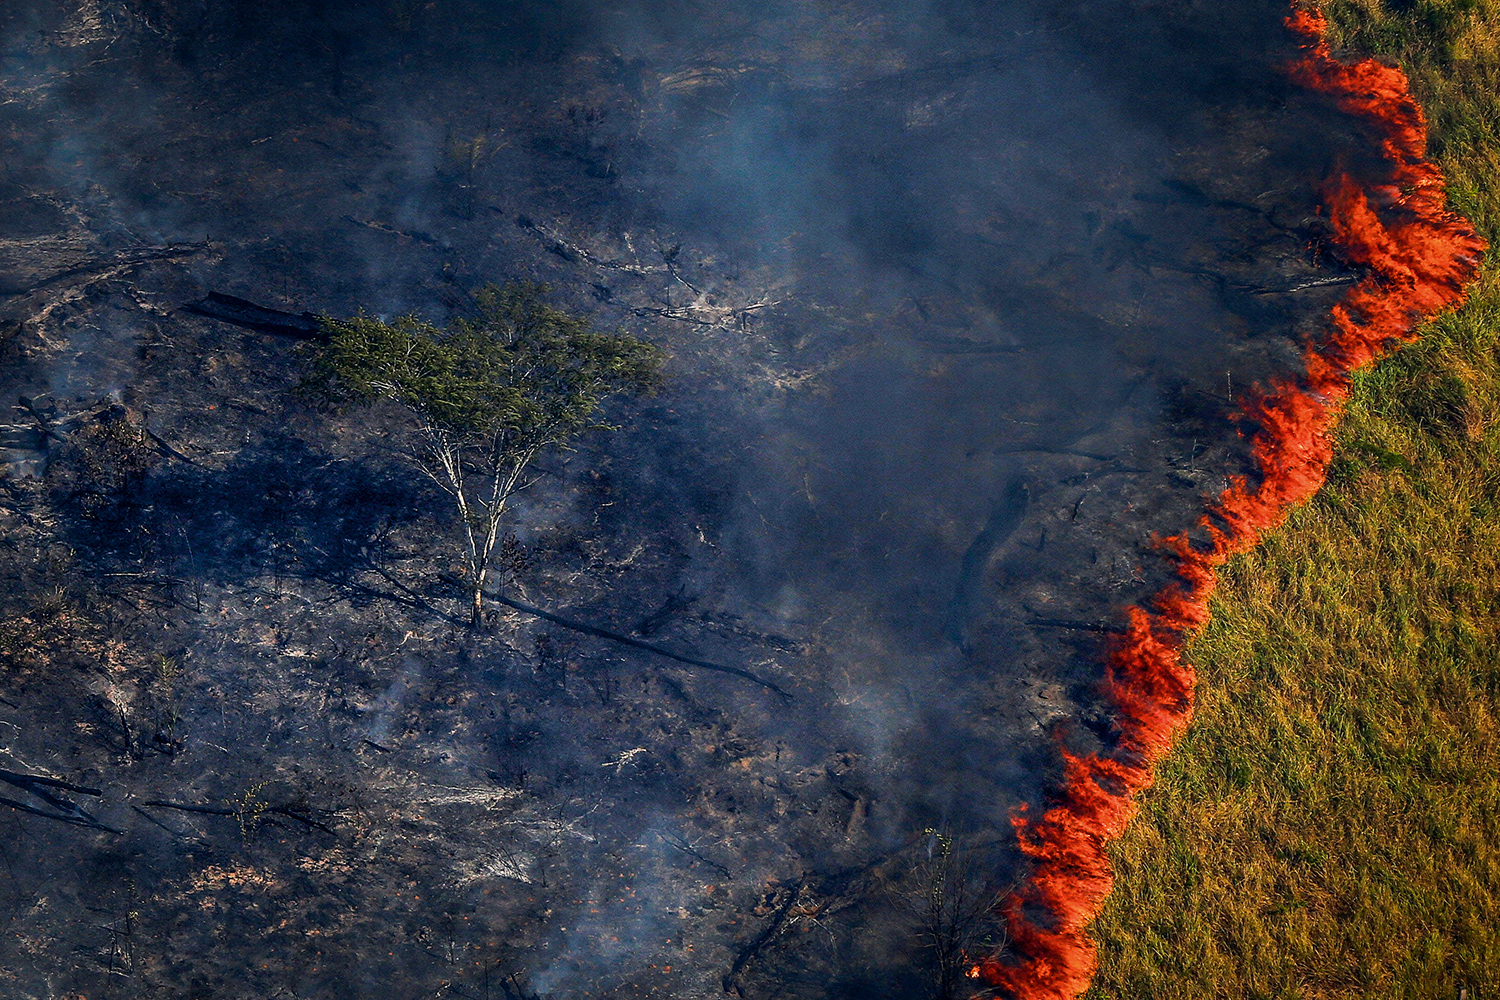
[181, 291, 327, 341]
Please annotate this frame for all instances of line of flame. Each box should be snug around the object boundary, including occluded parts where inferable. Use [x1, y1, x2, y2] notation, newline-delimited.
[971, 9, 1487, 998]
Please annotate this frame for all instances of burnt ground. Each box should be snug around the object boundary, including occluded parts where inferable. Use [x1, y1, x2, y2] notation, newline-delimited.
[0, 1, 1398, 998]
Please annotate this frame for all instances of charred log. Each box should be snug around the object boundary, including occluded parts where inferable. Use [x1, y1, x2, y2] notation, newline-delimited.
[181, 291, 327, 341]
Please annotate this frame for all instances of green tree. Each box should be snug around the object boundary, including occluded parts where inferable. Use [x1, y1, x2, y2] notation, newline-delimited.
[306, 282, 664, 625]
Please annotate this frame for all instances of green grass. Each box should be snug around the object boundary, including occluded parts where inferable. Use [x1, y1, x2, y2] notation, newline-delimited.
[1084, 3, 1500, 998]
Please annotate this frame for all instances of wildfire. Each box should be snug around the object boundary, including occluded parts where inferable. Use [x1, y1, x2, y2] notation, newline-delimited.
[972, 8, 1486, 999]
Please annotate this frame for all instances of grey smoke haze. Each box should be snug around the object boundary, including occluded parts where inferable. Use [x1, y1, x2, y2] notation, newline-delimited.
[0, 0, 1375, 996]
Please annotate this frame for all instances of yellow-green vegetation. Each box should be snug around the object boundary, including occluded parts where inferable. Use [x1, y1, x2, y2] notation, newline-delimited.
[1086, 3, 1500, 997]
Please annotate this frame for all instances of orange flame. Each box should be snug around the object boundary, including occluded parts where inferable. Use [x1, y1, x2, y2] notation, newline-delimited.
[974, 9, 1486, 999]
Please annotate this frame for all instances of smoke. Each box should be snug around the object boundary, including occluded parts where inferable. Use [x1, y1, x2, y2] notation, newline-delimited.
[976, 11, 1486, 998]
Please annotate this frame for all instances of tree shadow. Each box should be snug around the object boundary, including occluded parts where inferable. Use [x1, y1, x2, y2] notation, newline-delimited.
[58, 431, 451, 614]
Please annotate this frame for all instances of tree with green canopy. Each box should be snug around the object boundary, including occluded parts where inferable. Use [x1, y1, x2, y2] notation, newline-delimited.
[305, 282, 664, 625]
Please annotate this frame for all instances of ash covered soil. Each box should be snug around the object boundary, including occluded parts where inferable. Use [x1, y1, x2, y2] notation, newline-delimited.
[0, 1, 1390, 997]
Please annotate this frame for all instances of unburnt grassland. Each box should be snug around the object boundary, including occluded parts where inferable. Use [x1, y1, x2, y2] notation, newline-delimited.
[1086, 2, 1500, 997]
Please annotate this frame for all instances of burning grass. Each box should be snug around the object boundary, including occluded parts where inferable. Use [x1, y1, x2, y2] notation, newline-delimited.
[1085, 1, 1500, 996]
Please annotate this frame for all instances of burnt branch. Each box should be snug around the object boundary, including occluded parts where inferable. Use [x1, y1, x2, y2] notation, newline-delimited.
[635, 586, 698, 636]
[0, 768, 101, 797]
[142, 799, 335, 834]
[0, 242, 209, 298]
[0, 769, 117, 833]
[664, 832, 733, 880]
[722, 878, 806, 996]
[0, 794, 119, 833]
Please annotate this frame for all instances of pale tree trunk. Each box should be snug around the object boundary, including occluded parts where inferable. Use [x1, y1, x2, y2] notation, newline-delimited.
[464, 518, 490, 627]
[417, 421, 538, 628]
[463, 456, 528, 627]
[470, 566, 487, 626]
[463, 506, 485, 626]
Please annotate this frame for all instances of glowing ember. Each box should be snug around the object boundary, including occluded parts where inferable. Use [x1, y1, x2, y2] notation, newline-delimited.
[974, 8, 1486, 998]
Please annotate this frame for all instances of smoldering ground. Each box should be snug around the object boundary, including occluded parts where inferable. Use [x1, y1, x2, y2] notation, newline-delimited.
[0, 0, 1387, 997]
